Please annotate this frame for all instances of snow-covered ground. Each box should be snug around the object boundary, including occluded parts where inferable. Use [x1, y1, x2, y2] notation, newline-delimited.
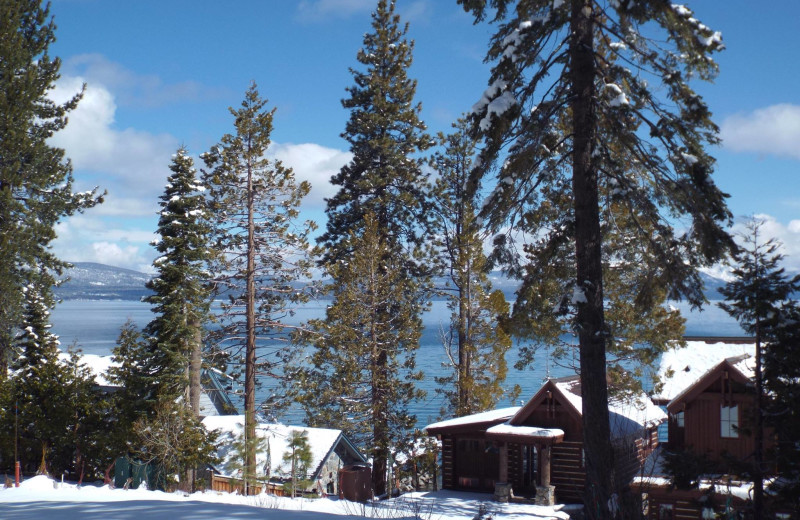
[0, 475, 571, 520]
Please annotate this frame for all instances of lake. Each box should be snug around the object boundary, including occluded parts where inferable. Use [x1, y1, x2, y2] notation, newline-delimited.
[50, 299, 744, 426]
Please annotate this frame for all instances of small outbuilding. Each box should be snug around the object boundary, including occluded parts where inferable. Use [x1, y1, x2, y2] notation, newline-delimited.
[202, 415, 367, 496]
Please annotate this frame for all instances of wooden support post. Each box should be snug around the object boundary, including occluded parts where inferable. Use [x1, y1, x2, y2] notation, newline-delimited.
[540, 444, 551, 488]
[498, 442, 508, 483]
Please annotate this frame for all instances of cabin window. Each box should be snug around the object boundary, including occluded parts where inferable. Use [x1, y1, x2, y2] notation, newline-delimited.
[720, 404, 739, 438]
[659, 503, 674, 520]
[675, 411, 684, 428]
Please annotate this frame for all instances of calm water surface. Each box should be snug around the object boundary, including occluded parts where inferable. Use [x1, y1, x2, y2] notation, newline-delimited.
[50, 299, 743, 425]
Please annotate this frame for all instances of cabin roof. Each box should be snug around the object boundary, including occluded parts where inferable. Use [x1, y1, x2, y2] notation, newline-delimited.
[426, 376, 665, 440]
[666, 355, 755, 413]
[510, 376, 666, 436]
[202, 415, 366, 481]
[424, 407, 521, 434]
[653, 340, 755, 403]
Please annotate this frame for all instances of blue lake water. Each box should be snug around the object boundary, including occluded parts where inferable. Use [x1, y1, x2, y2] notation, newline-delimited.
[50, 299, 744, 426]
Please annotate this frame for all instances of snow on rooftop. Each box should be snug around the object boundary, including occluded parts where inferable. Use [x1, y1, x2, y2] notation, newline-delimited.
[486, 424, 564, 439]
[202, 415, 345, 480]
[58, 351, 118, 387]
[424, 407, 521, 432]
[653, 341, 755, 402]
[552, 378, 667, 434]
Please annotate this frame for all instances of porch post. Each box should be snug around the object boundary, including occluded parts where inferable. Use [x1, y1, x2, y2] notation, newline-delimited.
[498, 442, 508, 483]
[493, 442, 512, 503]
[540, 444, 551, 487]
[535, 443, 556, 506]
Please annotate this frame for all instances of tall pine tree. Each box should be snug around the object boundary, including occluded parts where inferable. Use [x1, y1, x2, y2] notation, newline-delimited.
[429, 119, 516, 417]
[202, 83, 314, 491]
[0, 0, 102, 375]
[296, 214, 424, 497]
[457, 1, 733, 515]
[143, 147, 212, 413]
[719, 217, 800, 520]
[307, 0, 431, 497]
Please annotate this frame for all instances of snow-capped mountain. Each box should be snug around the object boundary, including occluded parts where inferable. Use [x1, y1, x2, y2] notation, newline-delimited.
[54, 262, 153, 300]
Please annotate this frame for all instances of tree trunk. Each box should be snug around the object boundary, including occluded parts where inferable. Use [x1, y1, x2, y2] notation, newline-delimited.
[189, 320, 202, 416]
[244, 143, 257, 494]
[372, 346, 389, 498]
[569, 2, 613, 519]
[753, 321, 764, 520]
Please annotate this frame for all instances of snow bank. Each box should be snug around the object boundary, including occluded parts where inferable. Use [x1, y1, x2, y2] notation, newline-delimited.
[0, 475, 569, 520]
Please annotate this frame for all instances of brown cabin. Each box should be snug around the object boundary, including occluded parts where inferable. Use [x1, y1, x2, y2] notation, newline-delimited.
[634, 350, 786, 519]
[425, 375, 666, 505]
[665, 354, 761, 463]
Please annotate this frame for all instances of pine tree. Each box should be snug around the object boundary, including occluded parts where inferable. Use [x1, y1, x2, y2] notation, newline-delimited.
[307, 0, 431, 497]
[763, 302, 800, 513]
[0, 0, 103, 375]
[719, 217, 800, 519]
[282, 430, 313, 498]
[143, 147, 212, 412]
[5, 278, 99, 477]
[429, 119, 516, 417]
[318, 0, 431, 265]
[457, 1, 734, 515]
[296, 214, 424, 498]
[202, 83, 315, 492]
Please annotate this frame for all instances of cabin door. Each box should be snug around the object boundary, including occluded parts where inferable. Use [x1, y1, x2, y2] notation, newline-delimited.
[520, 444, 537, 496]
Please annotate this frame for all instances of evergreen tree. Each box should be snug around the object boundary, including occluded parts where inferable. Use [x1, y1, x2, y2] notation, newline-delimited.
[202, 83, 314, 491]
[429, 119, 517, 417]
[0, 0, 103, 375]
[457, 1, 733, 515]
[296, 214, 424, 498]
[106, 321, 154, 474]
[318, 0, 431, 265]
[763, 302, 800, 513]
[282, 430, 313, 498]
[133, 401, 219, 491]
[4, 278, 99, 477]
[143, 147, 212, 413]
[718, 217, 800, 519]
[307, 0, 431, 497]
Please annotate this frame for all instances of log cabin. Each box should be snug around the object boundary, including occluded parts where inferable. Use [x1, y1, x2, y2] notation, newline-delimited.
[425, 375, 666, 505]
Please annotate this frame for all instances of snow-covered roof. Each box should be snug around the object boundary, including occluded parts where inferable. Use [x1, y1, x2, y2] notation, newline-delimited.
[486, 424, 564, 442]
[653, 341, 755, 402]
[549, 377, 667, 434]
[424, 407, 521, 432]
[202, 415, 363, 481]
[58, 352, 118, 387]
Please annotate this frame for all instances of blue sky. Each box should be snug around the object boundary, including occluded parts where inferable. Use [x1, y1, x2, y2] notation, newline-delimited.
[46, 0, 800, 273]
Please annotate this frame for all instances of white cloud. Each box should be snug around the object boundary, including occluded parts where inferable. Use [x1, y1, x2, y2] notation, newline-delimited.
[720, 104, 800, 160]
[269, 142, 351, 210]
[62, 54, 226, 109]
[49, 75, 177, 202]
[729, 214, 800, 273]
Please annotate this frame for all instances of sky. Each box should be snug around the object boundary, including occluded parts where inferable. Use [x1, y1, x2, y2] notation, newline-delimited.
[43, 0, 800, 273]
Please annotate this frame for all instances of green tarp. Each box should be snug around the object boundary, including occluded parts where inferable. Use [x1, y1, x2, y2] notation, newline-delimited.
[114, 456, 165, 491]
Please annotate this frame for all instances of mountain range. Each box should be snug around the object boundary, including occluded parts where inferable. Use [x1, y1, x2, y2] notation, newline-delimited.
[54, 262, 743, 302]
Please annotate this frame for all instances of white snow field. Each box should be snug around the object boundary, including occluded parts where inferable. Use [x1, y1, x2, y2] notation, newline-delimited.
[0, 475, 571, 520]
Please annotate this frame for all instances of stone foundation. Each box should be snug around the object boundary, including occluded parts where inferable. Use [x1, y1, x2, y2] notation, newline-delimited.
[493, 482, 513, 503]
[534, 485, 556, 506]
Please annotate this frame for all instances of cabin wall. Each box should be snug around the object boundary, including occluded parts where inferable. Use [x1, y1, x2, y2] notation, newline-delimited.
[550, 440, 585, 503]
[316, 451, 345, 495]
[438, 433, 498, 492]
[681, 393, 754, 463]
